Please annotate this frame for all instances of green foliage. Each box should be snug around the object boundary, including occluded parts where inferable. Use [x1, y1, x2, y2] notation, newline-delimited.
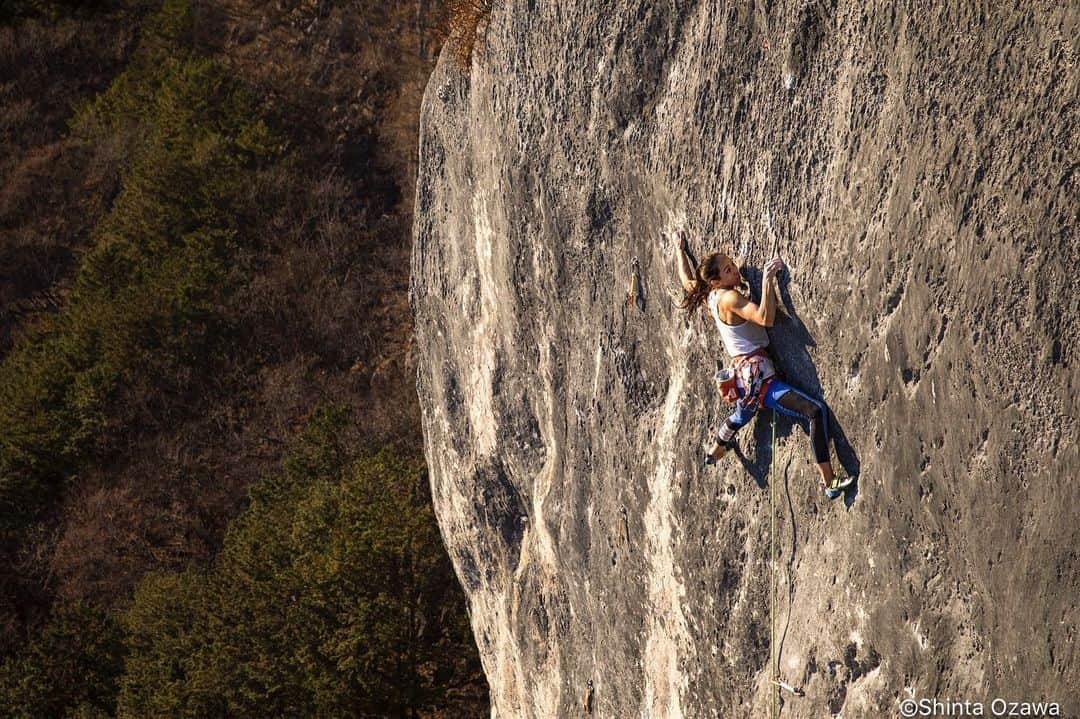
[0, 20, 277, 532]
[0, 601, 126, 719]
[119, 571, 223, 717]
[119, 407, 482, 718]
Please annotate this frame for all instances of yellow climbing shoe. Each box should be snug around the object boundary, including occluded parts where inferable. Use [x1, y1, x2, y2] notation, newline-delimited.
[823, 469, 855, 499]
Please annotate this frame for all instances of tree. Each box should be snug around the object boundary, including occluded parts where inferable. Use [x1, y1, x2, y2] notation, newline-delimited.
[118, 407, 486, 718]
[0, 601, 125, 719]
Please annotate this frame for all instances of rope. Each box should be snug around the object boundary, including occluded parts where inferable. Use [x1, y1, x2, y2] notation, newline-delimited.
[769, 411, 778, 719]
[769, 412, 804, 714]
[766, 205, 792, 716]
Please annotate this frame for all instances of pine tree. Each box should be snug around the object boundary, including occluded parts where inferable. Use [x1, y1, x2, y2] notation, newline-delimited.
[118, 407, 484, 718]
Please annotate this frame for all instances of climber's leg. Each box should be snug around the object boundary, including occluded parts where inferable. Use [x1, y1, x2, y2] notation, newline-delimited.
[762, 381, 852, 495]
[705, 400, 758, 465]
[765, 382, 830, 463]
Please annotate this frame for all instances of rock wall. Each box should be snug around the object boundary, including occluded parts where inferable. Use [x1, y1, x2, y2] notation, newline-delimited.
[410, 1, 1078, 716]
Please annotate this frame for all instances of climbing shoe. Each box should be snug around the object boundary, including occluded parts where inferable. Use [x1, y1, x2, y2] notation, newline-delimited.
[822, 469, 855, 499]
[703, 449, 725, 467]
[703, 440, 735, 467]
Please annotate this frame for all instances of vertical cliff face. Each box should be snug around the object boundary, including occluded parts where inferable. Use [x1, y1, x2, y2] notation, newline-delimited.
[410, 2, 1078, 716]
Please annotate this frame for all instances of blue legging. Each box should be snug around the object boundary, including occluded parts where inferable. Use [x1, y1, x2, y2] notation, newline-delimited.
[717, 379, 831, 463]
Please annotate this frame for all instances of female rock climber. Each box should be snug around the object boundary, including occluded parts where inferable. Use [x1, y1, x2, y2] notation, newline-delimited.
[674, 232, 854, 498]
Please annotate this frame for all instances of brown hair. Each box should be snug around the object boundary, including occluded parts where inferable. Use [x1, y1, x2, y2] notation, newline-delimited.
[681, 252, 740, 313]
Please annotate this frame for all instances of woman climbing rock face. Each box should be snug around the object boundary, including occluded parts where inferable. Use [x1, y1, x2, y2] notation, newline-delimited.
[674, 231, 854, 498]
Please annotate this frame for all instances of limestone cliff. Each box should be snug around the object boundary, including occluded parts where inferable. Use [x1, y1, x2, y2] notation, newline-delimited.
[410, 2, 1078, 716]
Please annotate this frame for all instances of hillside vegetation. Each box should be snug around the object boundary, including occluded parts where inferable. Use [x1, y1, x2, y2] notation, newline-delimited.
[0, 0, 488, 715]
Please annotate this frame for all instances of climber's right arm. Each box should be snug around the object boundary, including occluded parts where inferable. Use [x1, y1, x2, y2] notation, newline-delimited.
[675, 233, 698, 293]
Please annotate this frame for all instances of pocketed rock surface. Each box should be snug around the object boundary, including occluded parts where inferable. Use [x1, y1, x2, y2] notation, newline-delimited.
[410, 2, 1078, 716]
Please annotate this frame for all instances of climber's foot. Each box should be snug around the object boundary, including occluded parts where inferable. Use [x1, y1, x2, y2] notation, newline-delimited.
[703, 440, 731, 467]
[822, 468, 855, 499]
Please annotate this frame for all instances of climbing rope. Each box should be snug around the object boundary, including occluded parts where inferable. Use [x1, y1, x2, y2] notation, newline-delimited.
[769, 411, 778, 719]
[766, 205, 801, 715]
[769, 411, 804, 716]
[764, 210, 799, 712]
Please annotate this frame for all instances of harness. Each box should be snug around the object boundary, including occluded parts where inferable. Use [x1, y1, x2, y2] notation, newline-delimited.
[716, 348, 775, 406]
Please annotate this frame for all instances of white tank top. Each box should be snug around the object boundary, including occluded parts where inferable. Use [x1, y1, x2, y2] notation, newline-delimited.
[707, 289, 770, 357]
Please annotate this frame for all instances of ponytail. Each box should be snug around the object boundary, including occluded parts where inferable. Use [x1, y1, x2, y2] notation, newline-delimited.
[680, 273, 711, 313]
